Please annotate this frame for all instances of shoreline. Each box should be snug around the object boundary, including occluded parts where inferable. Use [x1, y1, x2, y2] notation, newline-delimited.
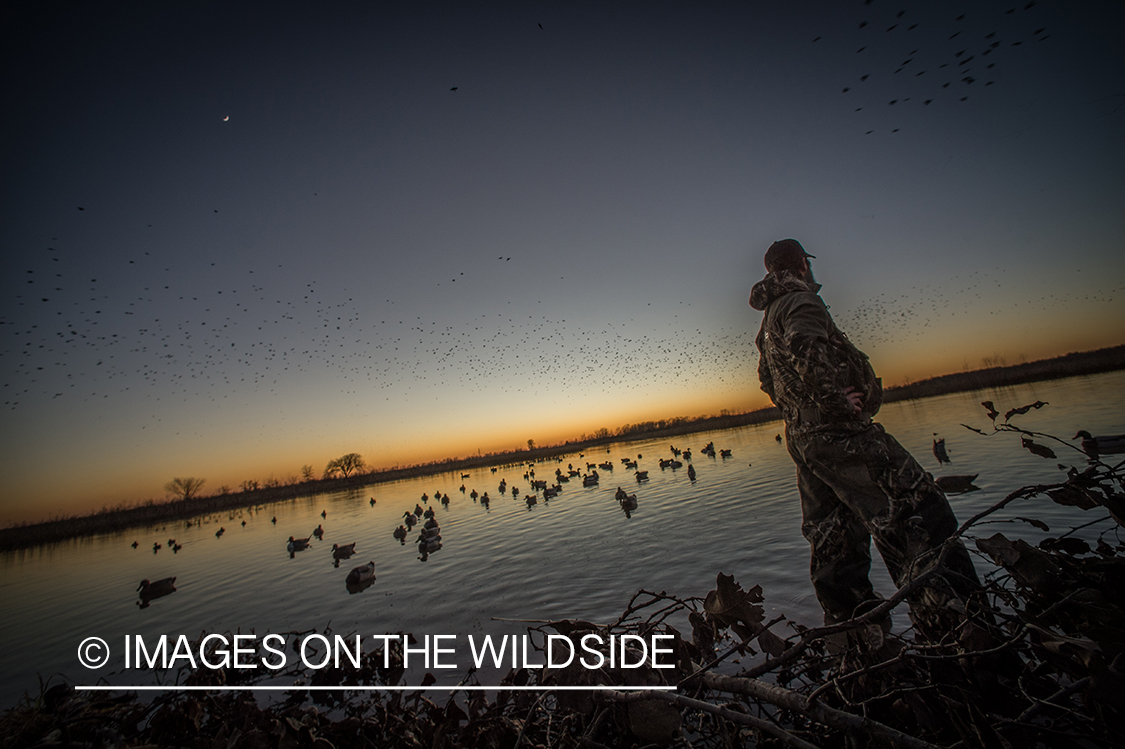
[2, 343, 1121, 550]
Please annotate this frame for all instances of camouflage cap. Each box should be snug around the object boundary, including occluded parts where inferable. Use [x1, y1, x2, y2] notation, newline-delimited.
[764, 239, 815, 272]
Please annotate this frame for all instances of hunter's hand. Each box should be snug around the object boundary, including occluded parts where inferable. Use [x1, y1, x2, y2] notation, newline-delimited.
[844, 386, 864, 415]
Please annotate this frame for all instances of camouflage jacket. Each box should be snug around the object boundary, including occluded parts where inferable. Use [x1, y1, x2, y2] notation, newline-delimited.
[750, 270, 882, 427]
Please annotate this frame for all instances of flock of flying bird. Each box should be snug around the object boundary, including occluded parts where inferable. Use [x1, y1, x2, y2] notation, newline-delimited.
[4, 3, 1064, 419]
[819, 1, 1053, 135]
[5, 231, 763, 414]
[12, 213, 1097, 426]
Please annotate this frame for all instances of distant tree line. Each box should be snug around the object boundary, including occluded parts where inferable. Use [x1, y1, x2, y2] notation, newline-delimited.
[3, 345, 1122, 549]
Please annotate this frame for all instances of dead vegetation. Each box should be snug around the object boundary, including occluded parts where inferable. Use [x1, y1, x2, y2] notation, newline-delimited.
[3, 401, 1122, 748]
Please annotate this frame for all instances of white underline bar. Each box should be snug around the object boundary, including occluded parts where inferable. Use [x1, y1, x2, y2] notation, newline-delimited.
[76, 685, 675, 692]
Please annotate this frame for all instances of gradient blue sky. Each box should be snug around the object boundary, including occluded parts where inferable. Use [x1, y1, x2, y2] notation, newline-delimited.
[3, 0, 1123, 525]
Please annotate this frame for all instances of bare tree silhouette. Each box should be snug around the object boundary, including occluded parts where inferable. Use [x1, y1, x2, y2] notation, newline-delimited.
[163, 477, 206, 501]
[324, 453, 365, 478]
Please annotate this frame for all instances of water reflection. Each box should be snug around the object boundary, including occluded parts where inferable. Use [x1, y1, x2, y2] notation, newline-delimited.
[934, 474, 981, 494]
[346, 576, 376, 595]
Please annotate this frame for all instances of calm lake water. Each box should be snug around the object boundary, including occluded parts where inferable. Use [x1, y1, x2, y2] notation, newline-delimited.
[2, 371, 1122, 707]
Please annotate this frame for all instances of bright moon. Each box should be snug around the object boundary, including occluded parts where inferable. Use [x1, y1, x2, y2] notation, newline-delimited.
[222, 116, 229, 121]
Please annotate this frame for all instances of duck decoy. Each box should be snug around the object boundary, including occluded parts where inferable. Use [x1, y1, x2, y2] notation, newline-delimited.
[287, 535, 310, 553]
[138, 576, 176, 594]
[345, 562, 376, 586]
[369, 497, 376, 506]
[1073, 431, 1125, 454]
[933, 437, 952, 464]
[418, 536, 442, 553]
[312, 525, 324, 539]
[393, 525, 408, 541]
[935, 474, 980, 493]
[332, 542, 357, 560]
[619, 493, 638, 511]
[137, 577, 177, 607]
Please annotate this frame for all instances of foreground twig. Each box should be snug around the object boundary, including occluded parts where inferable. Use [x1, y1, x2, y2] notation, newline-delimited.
[602, 689, 823, 749]
[698, 673, 945, 749]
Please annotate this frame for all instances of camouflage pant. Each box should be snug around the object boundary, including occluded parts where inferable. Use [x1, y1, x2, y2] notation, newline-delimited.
[786, 421, 983, 637]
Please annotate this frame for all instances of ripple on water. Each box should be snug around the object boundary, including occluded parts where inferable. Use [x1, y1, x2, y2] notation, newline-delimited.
[2, 371, 1123, 706]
